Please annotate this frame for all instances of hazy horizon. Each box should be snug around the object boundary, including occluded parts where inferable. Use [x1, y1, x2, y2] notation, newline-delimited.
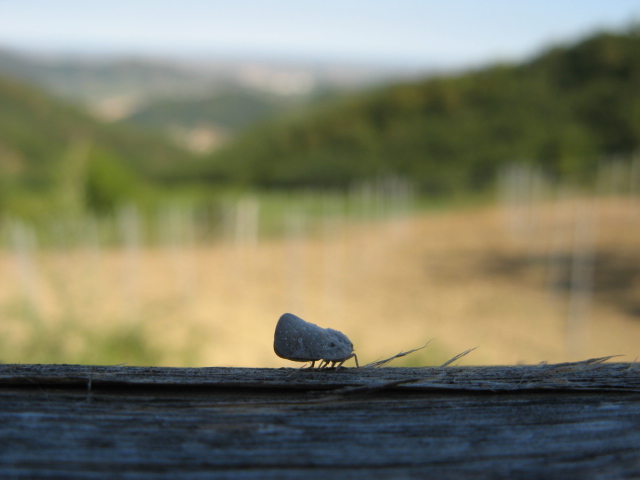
[1, 1, 639, 70]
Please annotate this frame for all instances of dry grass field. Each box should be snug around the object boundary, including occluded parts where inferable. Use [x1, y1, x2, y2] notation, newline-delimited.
[1, 193, 639, 367]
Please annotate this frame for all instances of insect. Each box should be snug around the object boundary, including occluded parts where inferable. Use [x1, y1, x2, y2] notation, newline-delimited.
[274, 313, 359, 369]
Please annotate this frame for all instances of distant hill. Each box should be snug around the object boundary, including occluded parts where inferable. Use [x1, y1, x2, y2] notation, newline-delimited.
[0, 50, 416, 105]
[0, 73, 196, 215]
[203, 28, 640, 193]
[0, 50, 222, 106]
[0, 50, 419, 154]
[119, 86, 312, 152]
[4, 27, 639, 211]
[124, 88, 293, 131]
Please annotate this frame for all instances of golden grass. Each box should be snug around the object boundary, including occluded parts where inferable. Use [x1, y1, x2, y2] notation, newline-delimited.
[1, 196, 639, 367]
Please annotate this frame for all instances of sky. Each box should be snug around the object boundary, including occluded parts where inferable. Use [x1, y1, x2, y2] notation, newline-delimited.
[0, 0, 639, 68]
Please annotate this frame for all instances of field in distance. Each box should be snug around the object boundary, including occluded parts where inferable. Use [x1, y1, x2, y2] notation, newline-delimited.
[1, 196, 639, 367]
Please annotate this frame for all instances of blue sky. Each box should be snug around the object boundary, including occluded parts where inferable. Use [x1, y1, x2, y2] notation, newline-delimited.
[0, 0, 639, 67]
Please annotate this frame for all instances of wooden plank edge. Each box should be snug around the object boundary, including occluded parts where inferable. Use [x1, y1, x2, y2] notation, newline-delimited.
[0, 362, 638, 393]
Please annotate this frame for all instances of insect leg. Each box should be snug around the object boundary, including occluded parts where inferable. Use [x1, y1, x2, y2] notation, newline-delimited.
[334, 353, 358, 370]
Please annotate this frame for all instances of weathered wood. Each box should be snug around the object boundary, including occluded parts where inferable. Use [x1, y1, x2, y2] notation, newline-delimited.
[1, 360, 638, 392]
[1, 363, 639, 479]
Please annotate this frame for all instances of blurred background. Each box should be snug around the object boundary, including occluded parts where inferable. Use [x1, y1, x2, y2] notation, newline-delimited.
[1, 0, 639, 367]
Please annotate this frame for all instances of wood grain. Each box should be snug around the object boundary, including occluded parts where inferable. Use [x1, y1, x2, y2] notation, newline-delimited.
[1, 362, 639, 479]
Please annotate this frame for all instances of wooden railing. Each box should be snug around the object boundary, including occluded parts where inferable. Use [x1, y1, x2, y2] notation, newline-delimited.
[1, 362, 639, 478]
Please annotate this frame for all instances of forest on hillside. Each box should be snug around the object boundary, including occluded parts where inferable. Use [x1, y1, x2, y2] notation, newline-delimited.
[205, 28, 640, 194]
[0, 73, 203, 217]
[0, 27, 639, 217]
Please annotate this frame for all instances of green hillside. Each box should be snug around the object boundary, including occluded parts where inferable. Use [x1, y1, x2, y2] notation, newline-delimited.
[0, 50, 220, 104]
[0, 74, 196, 216]
[3, 27, 639, 217]
[204, 28, 640, 193]
[123, 87, 303, 132]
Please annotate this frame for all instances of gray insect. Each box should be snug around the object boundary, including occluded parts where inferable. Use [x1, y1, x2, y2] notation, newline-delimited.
[274, 313, 359, 368]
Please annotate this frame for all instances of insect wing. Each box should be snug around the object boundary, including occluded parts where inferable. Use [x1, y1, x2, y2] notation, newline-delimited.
[274, 313, 325, 361]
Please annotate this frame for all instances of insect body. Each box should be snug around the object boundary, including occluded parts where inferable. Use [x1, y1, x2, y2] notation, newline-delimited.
[274, 313, 359, 368]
